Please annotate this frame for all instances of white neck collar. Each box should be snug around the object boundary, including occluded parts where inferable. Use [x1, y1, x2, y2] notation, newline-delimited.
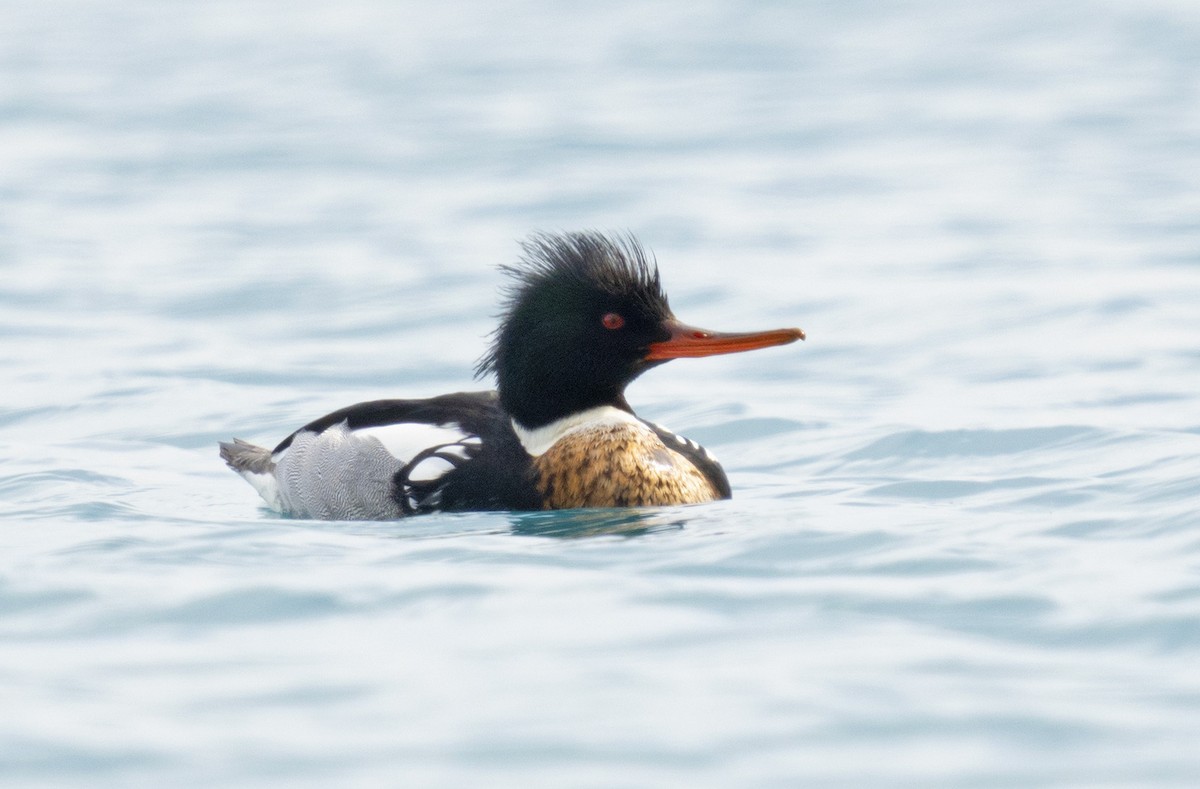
[512, 405, 641, 457]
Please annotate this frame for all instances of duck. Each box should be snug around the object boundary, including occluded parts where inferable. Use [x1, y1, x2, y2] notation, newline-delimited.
[220, 231, 805, 519]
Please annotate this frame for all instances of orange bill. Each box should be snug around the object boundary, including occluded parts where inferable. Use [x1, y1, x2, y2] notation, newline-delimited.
[645, 320, 805, 361]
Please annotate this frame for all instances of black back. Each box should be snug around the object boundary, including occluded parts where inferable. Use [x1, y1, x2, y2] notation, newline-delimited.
[273, 391, 502, 454]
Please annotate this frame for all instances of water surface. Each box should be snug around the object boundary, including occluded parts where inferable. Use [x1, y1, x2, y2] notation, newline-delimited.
[3, 1, 1200, 786]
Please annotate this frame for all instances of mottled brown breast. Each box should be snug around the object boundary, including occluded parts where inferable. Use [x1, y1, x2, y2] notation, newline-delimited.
[531, 421, 722, 509]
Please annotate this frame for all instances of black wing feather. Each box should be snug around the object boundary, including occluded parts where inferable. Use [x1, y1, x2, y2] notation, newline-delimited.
[272, 390, 541, 513]
[643, 421, 732, 500]
[272, 390, 502, 454]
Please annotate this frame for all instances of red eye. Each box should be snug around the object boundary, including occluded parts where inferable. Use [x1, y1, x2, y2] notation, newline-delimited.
[601, 312, 625, 330]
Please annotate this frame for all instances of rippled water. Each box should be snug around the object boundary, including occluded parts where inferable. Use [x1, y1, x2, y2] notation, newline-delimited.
[4, 1, 1200, 786]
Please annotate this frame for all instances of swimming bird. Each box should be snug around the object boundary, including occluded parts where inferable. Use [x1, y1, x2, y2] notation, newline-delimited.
[220, 232, 804, 519]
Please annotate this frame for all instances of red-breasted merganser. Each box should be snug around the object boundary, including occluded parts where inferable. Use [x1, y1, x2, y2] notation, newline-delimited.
[220, 232, 804, 519]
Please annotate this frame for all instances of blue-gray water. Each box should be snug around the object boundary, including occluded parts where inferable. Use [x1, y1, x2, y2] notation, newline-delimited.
[3, 1, 1200, 786]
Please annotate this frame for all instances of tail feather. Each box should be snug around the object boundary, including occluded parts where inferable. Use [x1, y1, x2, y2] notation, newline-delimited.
[219, 439, 282, 511]
[219, 438, 275, 474]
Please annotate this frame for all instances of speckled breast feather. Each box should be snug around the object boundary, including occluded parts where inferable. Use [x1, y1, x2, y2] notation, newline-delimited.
[531, 420, 721, 509]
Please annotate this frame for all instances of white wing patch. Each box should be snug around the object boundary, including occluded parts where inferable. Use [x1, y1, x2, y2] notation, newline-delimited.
[407, 454, 457, 483]
[342, 422, 484, 514]
[354, 422, 476, 463]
